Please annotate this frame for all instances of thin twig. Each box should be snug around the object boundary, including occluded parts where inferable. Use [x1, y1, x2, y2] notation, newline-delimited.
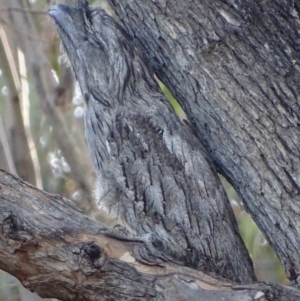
[0, 116, 17, 175]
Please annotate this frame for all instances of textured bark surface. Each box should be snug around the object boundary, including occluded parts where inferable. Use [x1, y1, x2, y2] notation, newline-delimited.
[109, 0, 300, 280]
[1, 169, 300, 301]
[49, 1, 256, 283]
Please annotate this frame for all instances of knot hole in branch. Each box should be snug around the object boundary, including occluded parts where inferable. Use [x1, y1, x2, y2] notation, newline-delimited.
[1, 212, 23, 238]
[82, 242, 107, 269]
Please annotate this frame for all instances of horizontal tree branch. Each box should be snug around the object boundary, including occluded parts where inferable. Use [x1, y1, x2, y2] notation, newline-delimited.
[0, 169, 299, 301]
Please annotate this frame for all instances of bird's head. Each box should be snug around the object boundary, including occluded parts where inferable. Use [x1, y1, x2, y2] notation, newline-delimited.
[49, 0, 135, 106]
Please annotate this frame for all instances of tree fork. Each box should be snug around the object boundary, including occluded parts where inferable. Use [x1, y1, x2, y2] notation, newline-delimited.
[109, 0, 300, 280]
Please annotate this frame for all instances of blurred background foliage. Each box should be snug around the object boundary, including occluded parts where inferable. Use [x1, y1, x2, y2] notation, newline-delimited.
[0, 0, 287, 300]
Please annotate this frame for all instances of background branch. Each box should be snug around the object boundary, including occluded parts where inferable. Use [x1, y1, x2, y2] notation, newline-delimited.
[0, 0, 95, 211]
[0, 23, 36, 184]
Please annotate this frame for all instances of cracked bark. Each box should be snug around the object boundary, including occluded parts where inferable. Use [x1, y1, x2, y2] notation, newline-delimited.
[1, 0, 299, 299]
[49, 1, 256, 283]
[109, 0, 300, 280]
[1, 169, 300, 301]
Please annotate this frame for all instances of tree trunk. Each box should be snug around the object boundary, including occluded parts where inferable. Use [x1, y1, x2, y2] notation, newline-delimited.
[1, 0, 300, 299]
[0, 169, 300, 301]
[109, 0, 300, 280]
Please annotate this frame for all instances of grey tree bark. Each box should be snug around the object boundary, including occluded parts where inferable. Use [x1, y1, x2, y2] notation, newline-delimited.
[49, 1, 256, 283]
[0, 0, 299, 299]
[0, 169, 300, 301]
[109, 0, 300, 281]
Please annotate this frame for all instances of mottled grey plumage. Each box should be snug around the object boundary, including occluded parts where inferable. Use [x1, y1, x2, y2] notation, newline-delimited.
[49, 0, 255, 282]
